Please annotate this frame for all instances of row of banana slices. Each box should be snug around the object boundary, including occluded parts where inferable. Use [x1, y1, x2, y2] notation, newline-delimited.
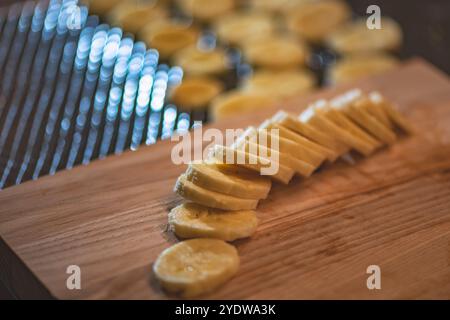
[153, 88, 414, 297]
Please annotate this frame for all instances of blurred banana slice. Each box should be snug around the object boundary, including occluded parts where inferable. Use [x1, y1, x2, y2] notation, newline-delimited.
[176, 0, 235, 22]
[272, 111, 347, 157]
[287, 0, 351, 43]
[242, 70, 315, 99]
[211, 145, 295, 184]
[171, 77, 224, 110]
[211, 91, 277, 121]
[174, 45, 229, 77]
[186, 162, 272, 200]
[249, 0, 310, 14]
[328, 54, 399, 85]
[169, 203, 259, 241]
[153, 238, 239, 297]
[243, 35, 309, 69]
[214, 12, 276, 46]
[140, 20, 199, 60]
[175, 174, 259, 210]
[327, 18, 403, 54]
[84, 0, 122, 16]
[107, 0, 169, 34]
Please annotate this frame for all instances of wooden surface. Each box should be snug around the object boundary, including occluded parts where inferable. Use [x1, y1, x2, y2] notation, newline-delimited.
[0, 59, 450, 300]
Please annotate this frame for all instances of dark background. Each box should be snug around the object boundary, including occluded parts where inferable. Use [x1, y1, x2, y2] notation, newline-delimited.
[2, 0, 449, 73]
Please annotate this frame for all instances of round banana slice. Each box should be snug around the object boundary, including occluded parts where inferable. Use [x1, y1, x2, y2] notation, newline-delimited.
[326, 18, 403, 54]
[169, 203, 259, 241]
[153, 238, 239, 297]
[176, 0, 235, 22]
[140, 21, 199, 60]
[171, 77, 224, 110]
[287, 0, 351, 43]
[107, 1, 168, 34]
[173, 45, 229, 77]
[327, 54, 399, 85]
[213, 12, 276, 46]
[84, 0, 121, 16]
[249, 0, 309, 14]
[242, 36, 309, 69]
[211, 90, 277, 121]
[242, 69, 315, 99]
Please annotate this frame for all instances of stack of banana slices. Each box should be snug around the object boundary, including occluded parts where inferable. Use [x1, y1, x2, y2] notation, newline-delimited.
[153, 89, 414, 297]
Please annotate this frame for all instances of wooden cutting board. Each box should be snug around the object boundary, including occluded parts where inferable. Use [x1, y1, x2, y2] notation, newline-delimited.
[1, 59, 449, 300]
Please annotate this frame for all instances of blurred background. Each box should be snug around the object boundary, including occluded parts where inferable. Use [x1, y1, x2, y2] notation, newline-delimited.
[0, 0, 448, 189]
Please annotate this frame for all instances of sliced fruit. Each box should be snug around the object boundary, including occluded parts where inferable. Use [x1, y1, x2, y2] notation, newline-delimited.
[369, 91, 414, 134]
[168, 203, 259, 241]
[175, 174, 258, 211]
[272, 111, 347, 158]
[211, 145, 295, 184]
[153, 238, 239, 298]
[185, 162, 271, 200]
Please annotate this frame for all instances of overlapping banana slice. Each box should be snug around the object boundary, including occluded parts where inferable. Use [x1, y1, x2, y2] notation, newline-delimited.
[327, 54, 399, 85]
[170, 77, 224, 110]
[326, 18, 403, 54]
[153, 238, 239, 297]
[174, 45, 230, 77]
[169, 203, 259, 241]
[176, 0, 236, 22]
[287, 0, 351, 43]
[155, 89, 413, 298]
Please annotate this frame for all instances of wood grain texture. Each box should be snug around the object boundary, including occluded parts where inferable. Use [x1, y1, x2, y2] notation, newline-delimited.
[0, 59, 449, 299]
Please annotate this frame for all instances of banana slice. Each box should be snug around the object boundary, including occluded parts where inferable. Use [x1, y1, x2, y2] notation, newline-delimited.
[260, 120, 337, 162]
[327, 54, 399, 85]
[211, 145, 295, 184]
[211, 91, 277, 121]
[299, 100, 377, 156]
[287, 0, 351, 43]
[214, 12, 276, 46]
[174, 45, 229, 77]
[176, 174, 259, 211]
[334, 96, 397, 145]
[84, 0, 121, 16]
[171, 77, 224, 110]
[176, 0, 235, 22]
[186, 162, 272, 200]
[140, 21, 199, 60]
[242, 70, 315, 100]
[169, 203, 259, 241]
[249, 0, 309, 14]
[107, 1, 168, 34]
[153, 238, 239, 298]
[272, 111, 347, 158]
[242, 35, 309, 69]
[327, 18, 403, 54]
[235, 127, 316, 177]
[258, 122, 326, 167]
[369, 91, 414, 134]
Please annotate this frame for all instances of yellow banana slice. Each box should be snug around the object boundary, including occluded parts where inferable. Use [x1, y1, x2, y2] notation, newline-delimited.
[369, 91, 414, 134]
[242, 70, 315, 99]
[235, 127, 316, 177]
[153, 238, 239, 298]
[327, 54, 399, 85]
[249, 0, 310, 14]
[287, 0, 351, 43]
[107, 1, 169, 34]
[176, 0, 235, 22]
[242, 35, 309, 69]
[171, 77, 224, 110]
[185, 162, 272, 200]
[174, 45, 229, 77]
[258, 122, 326, 167]
[211, 145, 295, 184]
[327, 18, 403, 54]
[211, 91, 277, 121]
[299, 100, 376, 156]
[175, 174, 259, 211]
[260, 120, 337, 162]
[214, 12, 276, 46]
[272, 111, 347, 158]
[140, 21, 199, 60]
[168, 203, 259, 241]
